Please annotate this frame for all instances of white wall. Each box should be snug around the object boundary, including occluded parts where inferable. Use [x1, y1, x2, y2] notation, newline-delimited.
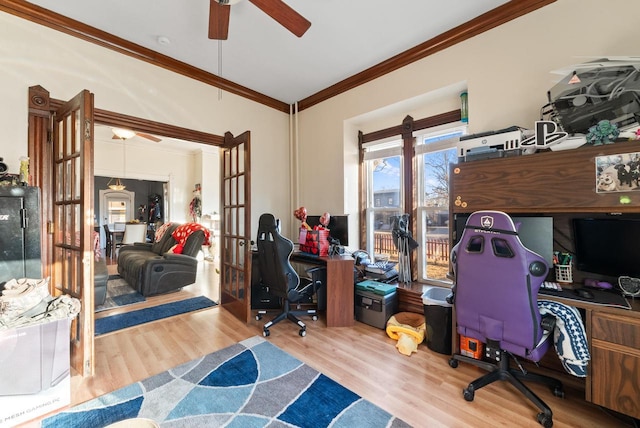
[0, 12, 290, 235]
[4, 1, 640, 245]
[93, 137, 219, 224]
[296, 0, 640, 249]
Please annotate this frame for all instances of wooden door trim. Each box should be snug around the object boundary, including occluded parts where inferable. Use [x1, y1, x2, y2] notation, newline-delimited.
[49, 99, 225, 146]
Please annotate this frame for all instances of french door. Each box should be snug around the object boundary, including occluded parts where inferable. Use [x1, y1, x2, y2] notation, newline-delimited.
[220, 131, 251, 323]
[52, 90, 95, 376]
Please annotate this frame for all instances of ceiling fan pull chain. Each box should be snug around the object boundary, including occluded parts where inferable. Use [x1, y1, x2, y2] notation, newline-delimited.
[218, 40, 223, 100]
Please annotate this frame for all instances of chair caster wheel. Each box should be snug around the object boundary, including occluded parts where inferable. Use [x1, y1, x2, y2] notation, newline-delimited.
[263, 329, 270, 337]
[537, 412, 553, 428]
[463, 387, 474, 402]
[299, 329, 306, 337]
[449, 358, 459, 368]
[255, 314, 262, 321]
[312, 315, 318, 321]
[552, 386, 564, 398]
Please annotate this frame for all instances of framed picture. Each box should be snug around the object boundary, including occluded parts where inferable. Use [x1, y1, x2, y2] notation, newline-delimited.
[595, 151, 640, 193]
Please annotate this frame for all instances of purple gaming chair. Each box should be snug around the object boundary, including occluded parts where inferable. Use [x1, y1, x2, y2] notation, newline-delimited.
[449, 211, 563, 428]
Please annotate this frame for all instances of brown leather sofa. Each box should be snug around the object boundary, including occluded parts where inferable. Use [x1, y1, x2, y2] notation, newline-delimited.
[116, 223, 205, 296]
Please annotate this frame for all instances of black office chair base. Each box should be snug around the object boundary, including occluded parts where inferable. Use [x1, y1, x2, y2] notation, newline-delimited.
[261, 300, 318, 337]
[449, 351, 563, 428]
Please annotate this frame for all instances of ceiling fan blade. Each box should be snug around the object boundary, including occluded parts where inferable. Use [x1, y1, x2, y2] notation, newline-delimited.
[136, 132, 162, 142]
[249, 0, 311, 37]
[209, 0, 231, 40]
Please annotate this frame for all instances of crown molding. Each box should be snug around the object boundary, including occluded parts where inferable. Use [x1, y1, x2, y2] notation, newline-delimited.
[2, 0, 555, 113]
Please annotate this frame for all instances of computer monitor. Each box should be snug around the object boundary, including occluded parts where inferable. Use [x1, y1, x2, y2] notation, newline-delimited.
[573, 217, 640, 278]
[306, 215, 349, 246]
[511, 216, 554, 268]
[454, 214, 554, 268]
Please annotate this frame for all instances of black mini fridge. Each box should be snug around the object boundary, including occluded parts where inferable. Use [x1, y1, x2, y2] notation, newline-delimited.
[0, 186, 42, 284]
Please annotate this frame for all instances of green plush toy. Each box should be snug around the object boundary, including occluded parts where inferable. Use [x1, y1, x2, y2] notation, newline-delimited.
[586, 120, 619, 145]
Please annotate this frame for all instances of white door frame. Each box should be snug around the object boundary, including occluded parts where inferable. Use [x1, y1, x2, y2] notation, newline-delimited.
[99, 189, 134, 246]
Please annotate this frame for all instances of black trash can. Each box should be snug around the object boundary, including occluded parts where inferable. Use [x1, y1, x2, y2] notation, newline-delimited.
[422, 287, 453, 355]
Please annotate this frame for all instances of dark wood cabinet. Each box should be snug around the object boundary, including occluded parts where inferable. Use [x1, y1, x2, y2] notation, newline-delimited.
[451, 140, 640, 214]
[591, 312, 640, 419]
[449, 141, 640, 419]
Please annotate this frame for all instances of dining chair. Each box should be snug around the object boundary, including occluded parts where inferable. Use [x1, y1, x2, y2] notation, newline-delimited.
[122, 223, 147, 245]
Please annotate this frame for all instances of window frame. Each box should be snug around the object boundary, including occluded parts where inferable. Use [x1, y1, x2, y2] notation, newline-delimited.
[359, 110, 463, 282]
[362, 137, 404, 259]
[414, 124, 467, 283]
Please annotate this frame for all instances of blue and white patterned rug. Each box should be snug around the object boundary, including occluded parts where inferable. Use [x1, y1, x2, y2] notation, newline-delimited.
[42, 336, 409, 428]
[95, 275, 145, 312]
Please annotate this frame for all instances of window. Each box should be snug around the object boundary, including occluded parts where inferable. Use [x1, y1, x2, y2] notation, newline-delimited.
[363, 138, 403, 260]
[415, 125, 466, 283]
[360, 110, 465, 283]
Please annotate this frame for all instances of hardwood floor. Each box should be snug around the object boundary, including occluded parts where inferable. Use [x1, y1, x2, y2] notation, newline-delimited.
[22, 256, 633, 427]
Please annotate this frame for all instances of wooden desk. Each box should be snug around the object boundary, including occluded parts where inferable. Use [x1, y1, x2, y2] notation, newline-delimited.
[448, 140, 640, 419]
[538, 289, 640, 419]
[445, 286, 640, 419]
[289, 253, 355, 327]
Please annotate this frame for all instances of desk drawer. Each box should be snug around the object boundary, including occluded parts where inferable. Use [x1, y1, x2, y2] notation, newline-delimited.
[591, 313, 640, 348]
[590, 312, 640, 419]
[591, 344, 640, 419]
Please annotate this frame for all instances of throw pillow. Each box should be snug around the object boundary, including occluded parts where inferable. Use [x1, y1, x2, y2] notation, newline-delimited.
[154, 222, 173, 242]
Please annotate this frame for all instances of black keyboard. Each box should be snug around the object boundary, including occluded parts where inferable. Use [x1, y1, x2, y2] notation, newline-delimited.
[292, 251, 321, 262]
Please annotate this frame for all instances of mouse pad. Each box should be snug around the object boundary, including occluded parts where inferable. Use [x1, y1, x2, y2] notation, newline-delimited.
[539, 288, 631, 309]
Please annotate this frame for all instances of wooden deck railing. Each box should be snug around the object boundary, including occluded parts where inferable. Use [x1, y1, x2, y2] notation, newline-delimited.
[373, 231, 449, 263]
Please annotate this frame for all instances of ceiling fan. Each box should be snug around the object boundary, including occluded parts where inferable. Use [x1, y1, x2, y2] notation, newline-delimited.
[112, 128, 162, 142]
[209, 0, 311, 40]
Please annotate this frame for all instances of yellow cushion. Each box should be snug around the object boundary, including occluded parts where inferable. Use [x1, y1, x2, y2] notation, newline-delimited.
[386, 312, 426, 344]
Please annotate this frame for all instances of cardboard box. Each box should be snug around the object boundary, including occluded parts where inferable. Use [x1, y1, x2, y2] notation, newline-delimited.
[0, 318, 70, 427]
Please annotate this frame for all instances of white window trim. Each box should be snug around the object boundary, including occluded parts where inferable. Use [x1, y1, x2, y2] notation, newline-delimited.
[363, 137, 404, 258]
[414, 123, 467, 284]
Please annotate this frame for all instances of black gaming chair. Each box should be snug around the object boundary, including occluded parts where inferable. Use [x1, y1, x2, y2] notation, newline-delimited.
[256, 213, 324, 337]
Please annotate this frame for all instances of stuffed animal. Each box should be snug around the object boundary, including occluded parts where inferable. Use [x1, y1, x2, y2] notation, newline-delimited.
[386, 312, 426, 356]
[586, 120, 619, 145]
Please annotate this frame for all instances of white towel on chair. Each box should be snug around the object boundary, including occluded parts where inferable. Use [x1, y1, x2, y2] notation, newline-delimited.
[538, 299, 590, 377]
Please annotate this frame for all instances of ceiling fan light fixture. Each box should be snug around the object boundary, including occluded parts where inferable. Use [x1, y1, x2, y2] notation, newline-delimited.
[112, 127, 136, 140]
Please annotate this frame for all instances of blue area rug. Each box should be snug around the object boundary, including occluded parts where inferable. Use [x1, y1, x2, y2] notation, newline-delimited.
[41, 336, 409, 428]
[95, 296, 217, 335]
[95, 275, 145, 312]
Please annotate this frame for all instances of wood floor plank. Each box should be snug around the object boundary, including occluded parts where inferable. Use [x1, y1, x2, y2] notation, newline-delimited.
[18, 258, 632, 427]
